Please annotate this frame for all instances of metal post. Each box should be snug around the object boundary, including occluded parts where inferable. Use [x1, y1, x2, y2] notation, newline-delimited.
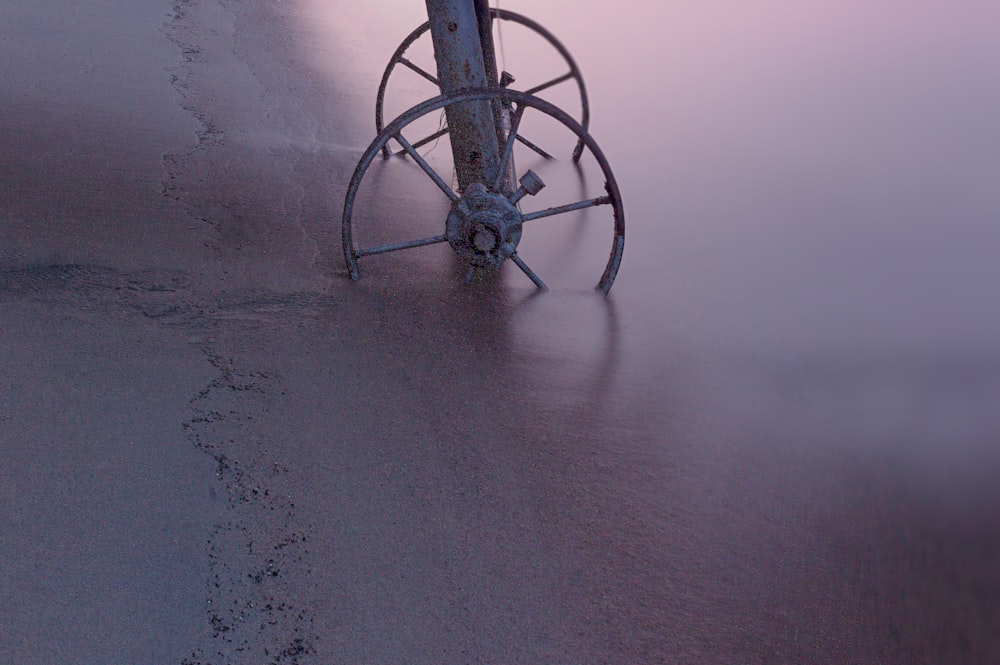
[474, 0, 500, 92]
[474, 0, 515, 181]
[424, 0, 502, 191]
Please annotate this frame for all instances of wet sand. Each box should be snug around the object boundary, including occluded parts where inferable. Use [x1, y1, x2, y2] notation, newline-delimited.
[2, 0, 999, 663]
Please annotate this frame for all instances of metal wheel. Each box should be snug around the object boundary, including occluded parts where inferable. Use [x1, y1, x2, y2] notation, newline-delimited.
[375, 8, 590, 162]
[343, 88, 624, 295]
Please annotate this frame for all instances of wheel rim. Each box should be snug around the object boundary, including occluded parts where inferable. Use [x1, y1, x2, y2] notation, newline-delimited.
[375, 9, 591, 162]
[344, 88, 624, 294]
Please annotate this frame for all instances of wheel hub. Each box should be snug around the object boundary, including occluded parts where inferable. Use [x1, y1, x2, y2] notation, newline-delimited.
[446, 183, 522, 270]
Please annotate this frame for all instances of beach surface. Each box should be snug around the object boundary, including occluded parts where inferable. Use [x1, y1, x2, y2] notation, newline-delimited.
[2, 1, 998, 662]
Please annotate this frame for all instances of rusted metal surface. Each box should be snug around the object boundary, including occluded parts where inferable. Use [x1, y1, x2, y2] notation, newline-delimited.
[446, 181, 524, 270]
[423, 0, 502, 190]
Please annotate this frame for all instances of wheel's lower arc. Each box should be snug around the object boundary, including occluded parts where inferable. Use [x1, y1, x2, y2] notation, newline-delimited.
[345, 88, 625, 293]
[374, 8, 591, 162]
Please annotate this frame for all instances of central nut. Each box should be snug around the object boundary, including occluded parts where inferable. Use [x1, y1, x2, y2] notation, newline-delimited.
[472, 225, 498, 252]
[446, 183, 523, 270]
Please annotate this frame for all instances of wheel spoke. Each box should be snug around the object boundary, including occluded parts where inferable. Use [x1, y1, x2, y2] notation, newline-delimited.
[394, 132, 459, 202]
[515, 134, 554, 160]
[521, 195, 611, 222]
[393, 126, 449, 156]
[397, 57, 439, 86]
[355, 234, 448, 258]
[493, 104, 526, 191]
[524, 71, 574, 96]
[510, 253, 547, 290]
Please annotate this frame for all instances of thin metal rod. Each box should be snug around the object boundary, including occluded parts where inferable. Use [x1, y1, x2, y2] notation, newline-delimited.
[355, 234, 448, 258]
[492, 105, 526, 191]
[394, 132, 459, 201]
[524, 71, 574, 96]
[510, 253, 547, 290]
[397, 57, 440, 85]
[393, 126, 450, 156]
[515, 134, 554, 160]
[521, 195, 610, 222]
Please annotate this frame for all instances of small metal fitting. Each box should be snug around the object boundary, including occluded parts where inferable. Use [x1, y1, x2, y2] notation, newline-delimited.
[508, 170, 545, 205]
